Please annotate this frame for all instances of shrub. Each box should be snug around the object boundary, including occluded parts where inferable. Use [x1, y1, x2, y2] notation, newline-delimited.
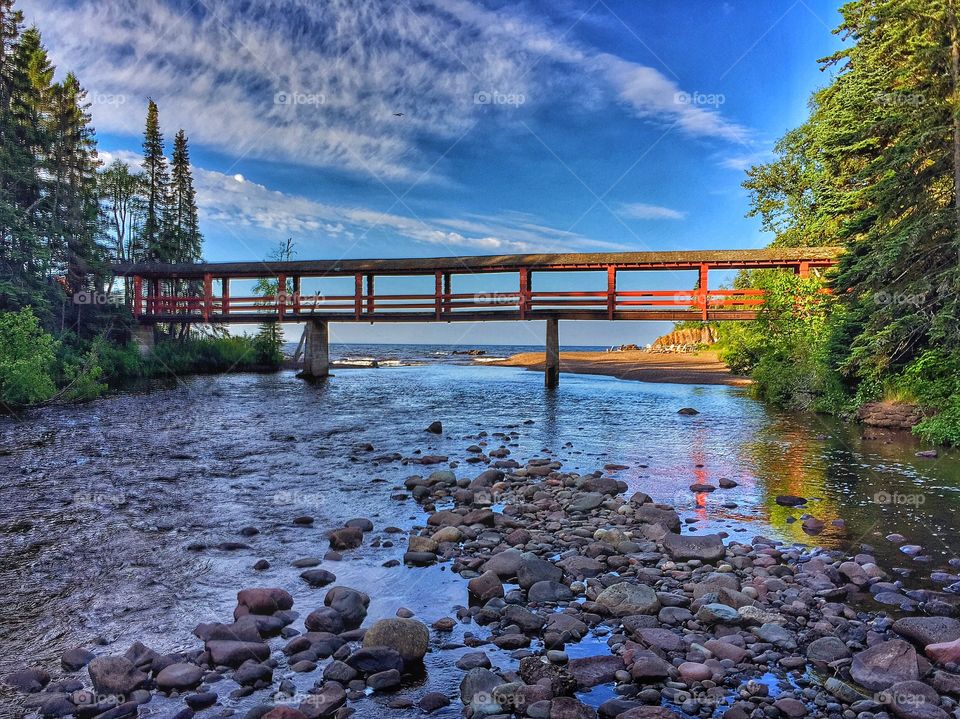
[0, 308, 58, 407]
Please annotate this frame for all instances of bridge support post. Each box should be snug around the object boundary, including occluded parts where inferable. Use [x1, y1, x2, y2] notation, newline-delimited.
[545, 318, 559, 389]
[302, 319, 330, 380]
[132, 324, 154, 357]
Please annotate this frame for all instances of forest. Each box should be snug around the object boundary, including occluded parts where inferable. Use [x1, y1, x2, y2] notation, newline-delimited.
[717, 0, 960, 445]
[0, 0, 281, 408]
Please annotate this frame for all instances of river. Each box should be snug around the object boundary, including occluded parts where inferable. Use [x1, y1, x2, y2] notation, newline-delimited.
[1, 353, 958, 716]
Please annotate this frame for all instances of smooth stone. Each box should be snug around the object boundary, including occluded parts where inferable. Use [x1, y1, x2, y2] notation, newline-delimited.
[362, 618, 430, 662]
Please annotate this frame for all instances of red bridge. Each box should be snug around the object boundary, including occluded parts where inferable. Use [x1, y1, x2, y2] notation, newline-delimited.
[114, 247, 841, 385]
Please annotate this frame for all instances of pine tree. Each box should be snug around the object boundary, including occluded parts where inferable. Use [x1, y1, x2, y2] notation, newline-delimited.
[140, 99, 170, 261]
[168, 129, 202, 262]
[45, 72, 103, 297]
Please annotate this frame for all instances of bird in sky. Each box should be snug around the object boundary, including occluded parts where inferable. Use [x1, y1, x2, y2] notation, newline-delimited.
[393, 112, 404, 117]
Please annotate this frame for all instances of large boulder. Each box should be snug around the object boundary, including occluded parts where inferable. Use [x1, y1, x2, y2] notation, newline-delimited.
[346, 647, 404, 675]
[883, 680, 949, 719]
[155, 662, 204, 691]
[87, 656, 148, 698]
[236, 588, 294, 615]
[892, 617, 960, 649]
[324, 586, 369, 629]
[362, 618, 430, 662]
[567, 655, 625, 688]
[468, 571, 504, 602]
[516, 553, 562, 589]
[850, 640, 919, 691]
[661, 533, 725, 562]
[633, 506, 681, 533]
[482, 549, 524, 578]
[206, 640, 270, 667]
[595, 582, 660, 616]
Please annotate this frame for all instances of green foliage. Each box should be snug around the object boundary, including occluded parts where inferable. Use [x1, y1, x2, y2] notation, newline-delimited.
[716, 272, 838, 411]
[0, 307, 57, 406]
[148, 336, 282, 375]
[892, 350, 960, 445]
[735, 0, 960, 442]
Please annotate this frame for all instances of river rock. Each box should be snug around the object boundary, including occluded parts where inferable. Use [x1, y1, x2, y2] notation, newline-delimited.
[460, 667, 503, 710]
[61, 648, 95, 672]
[893, 617, 960, 648]
[206, 640, 270, 667]
[367, 668, 401, 690]
[883, 679, 949, 719]
[300, 569, 337, 587]
[3, 668, 50, 693]
[806, 636, 851, 666]
[596, 582, 660, 616]
[420, 692, 451, 713]
[468, 570, 504, 602]
[567, 655, 625, 688]
[775, 495, 807, 507]
[516, 553, 562, 589]
[237, 588, 294, 615]
[346, 647, 404, 675]
[567, 493, 604, 513]
[528, 581, 574, 603]
[155, 663, 203, 691]
[362, 618, 429, 662]
[633, 506, 681, 533]
[304, 607, 344, 633]
[549, 696, 598, 718]
[87, 656, 148, 698]
[850, 640, 919, 691]
[616, 709, 682, 719]
[696, 603, 740, 624]
[483, 549, 524, 577]
[328, 527, 363, 550]
[301, 682, 346, 718]
[678, 661, 713, 683]
[662, 533, 725, 562]
[324, 586, 369, 628]
[627, 649, 672, 681]
[925, 637, 960, 665]
[426, 421, 443, 434]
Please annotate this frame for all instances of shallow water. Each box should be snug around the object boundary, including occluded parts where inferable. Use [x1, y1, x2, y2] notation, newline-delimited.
[0, 363, 958, 716]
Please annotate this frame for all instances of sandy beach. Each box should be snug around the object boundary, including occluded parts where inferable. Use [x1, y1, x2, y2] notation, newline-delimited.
[488, 349, 752, 386]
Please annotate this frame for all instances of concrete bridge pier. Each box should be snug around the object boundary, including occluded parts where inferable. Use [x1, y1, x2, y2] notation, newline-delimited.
[132, 325, 154, 357]
[545, 318, 559, 389]
[302, 319, 330, 380]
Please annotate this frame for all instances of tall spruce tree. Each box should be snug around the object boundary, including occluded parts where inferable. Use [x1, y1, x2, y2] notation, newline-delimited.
[168, 129, 202, 262]
[46, 72, 102, 297]
[141, 99, 170, 261]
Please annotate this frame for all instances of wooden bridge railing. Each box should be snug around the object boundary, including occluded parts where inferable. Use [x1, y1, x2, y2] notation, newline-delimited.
[118, 248, 841, 324]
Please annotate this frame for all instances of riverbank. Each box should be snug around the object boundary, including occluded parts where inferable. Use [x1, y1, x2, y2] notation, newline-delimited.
[488, 349, 751, 386]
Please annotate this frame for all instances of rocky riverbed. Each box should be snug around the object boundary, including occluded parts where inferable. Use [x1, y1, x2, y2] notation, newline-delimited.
[5, 414, 960, 719]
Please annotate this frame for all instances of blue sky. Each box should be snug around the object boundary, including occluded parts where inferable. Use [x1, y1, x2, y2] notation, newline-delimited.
[30, 0, 844, 346]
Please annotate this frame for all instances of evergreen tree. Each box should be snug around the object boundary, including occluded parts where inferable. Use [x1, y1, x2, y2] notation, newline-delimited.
[168, 129, 202, 263]
[46, 72, 103, 297]
[140, 99, 170, 261]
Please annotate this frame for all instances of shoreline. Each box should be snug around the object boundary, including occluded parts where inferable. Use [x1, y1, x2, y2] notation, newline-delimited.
[485, 349, 752, 387]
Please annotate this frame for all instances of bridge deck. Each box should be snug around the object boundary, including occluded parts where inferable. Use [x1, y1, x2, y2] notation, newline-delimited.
[113, 247, 842, 324]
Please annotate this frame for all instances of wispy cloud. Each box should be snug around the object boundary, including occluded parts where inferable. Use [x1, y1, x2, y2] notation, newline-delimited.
[619, 202, 686, 220]
[98, 150, 625, 255]
[30, 0, 749, 184]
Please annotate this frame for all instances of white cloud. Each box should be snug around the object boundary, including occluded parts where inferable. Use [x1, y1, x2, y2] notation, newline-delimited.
[177, 161, 625, 254]
[620, 202, 686, 220]
[29, 0, 749, 183]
